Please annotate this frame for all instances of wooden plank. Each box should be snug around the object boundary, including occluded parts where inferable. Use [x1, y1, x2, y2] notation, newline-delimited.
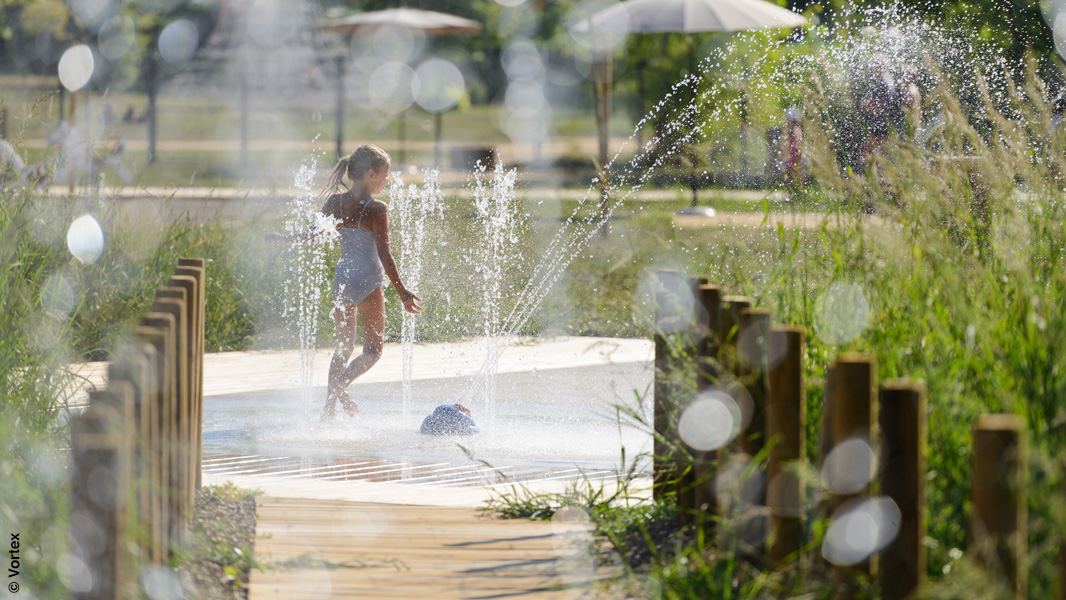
[249, 497, 615, 600]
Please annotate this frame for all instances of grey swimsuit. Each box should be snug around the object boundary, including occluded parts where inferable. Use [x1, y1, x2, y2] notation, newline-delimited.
[333, 198, 384, 305]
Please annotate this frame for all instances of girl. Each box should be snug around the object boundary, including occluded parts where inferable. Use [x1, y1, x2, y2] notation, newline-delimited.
[267, 144, 422, 420]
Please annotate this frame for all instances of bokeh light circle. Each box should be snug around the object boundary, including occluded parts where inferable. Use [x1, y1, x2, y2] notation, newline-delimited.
[41, 274, 75, 317]
[678, 391, 741, 451]
[414, 59, 465, 113]
[139, 565, 184, 600]
[814, 281, 871, 344]
[1055, 12, 1066, 60]
[158, 19, 199, 64]
[372, 25, 426, 63]
[715, 454, 765, 512]
[505, 80, 546, 112]
[567, 0, 630, 56]
[369, 62, 418, 114]
[69, 0, 116, 31]
[67, 215, 105, 264]
[821, 437, 877, 495]
[98, 15, 136, 61]
[502, 39, 544, 82]
[57, 553, 93, 592]
[822, 496, 901, 566]
[58, 45, 95, 92]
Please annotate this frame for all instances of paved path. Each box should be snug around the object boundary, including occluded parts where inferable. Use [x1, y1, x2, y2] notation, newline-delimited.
[71, 336, 652, 403]
[250, 496, 619, 600]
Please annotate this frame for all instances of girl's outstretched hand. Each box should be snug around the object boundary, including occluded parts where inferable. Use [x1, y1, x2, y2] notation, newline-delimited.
[399, 289, 422, 315]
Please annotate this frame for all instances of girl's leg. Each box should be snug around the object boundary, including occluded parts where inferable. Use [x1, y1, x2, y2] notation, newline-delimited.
[337, 287, 386, 388]
[326, 301, 359, 419]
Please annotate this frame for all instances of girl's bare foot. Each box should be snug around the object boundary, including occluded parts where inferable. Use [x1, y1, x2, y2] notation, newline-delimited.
[338, 389, 359, 417]
[328, 380, 359, 418]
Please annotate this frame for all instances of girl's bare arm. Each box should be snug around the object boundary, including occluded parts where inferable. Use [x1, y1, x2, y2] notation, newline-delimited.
[370, 202, 422, 314]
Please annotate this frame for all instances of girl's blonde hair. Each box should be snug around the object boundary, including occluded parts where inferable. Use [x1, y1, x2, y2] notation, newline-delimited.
[319, 144, 390, 200]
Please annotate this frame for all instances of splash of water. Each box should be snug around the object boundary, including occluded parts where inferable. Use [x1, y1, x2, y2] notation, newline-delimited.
[389, 169, 446, 418]
[283, 158, 338, 408]
[471, 159, 522, 428]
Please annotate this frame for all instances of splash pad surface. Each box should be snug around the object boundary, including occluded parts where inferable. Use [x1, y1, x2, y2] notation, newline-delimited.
[201, 337, 654, 489]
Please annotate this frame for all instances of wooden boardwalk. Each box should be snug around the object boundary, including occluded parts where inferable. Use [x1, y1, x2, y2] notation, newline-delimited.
[250, 497, 618, 600]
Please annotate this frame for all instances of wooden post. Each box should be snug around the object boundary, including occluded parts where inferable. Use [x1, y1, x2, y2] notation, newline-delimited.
[717, 295, 752, 358]
[827, 354, 877, 509]
[150, 292, 192, 518]
[691, 283, 722, 531]
[880, 380, 927, 600]
[177, 258, 206, 489]
[651, 270, 692, 503]
[738, 308, 771, 458]
[972, 414, 1026, 599]
[70, 388, 133, 600]
[695, 284, 722, 377]
[136, 317, 180, 546]
[825, 354, 877, 588]
[767, 326, 806, 564]
[167, 268, 203, 489]
[653, 317, 671, 502]
[107, 349, 159, 564]
[136, 339, 168, 559]
[819, 363, 836, 468]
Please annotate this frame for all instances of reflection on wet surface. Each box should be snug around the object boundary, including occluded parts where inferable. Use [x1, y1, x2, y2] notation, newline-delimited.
[201, 362, 653, 487]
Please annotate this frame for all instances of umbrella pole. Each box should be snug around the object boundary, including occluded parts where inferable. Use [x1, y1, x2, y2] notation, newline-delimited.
[399, 110, 406, 166]
[596, 59, 611, 236]
[434, 111, 442, 168]
[335, 56, 345, 160]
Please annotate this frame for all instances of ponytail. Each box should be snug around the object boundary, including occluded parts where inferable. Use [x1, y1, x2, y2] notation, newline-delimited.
[318, 145, 390, 202]
[317, 156, 350, 203]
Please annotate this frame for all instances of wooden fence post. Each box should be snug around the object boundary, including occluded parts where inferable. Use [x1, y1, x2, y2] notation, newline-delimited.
[70, 386, 133, 600]
[826, 354, 877, 510]
[767, 326, 806, 564]
[107, 349, 160, 564]
[158, 280, 198, 504]
[148, 291, 193, 528]
[691, 284, 723, 529]
[972, 414, 1026, 600]
[177, 258, 206, 490]
[738, 308, 771, 458]
[136, 317, 181, 547]
[825, 354, 877, 589]
[880, 380, 927, 600]
[717, 296, 752, 359]
[652, 290, 677, 503]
